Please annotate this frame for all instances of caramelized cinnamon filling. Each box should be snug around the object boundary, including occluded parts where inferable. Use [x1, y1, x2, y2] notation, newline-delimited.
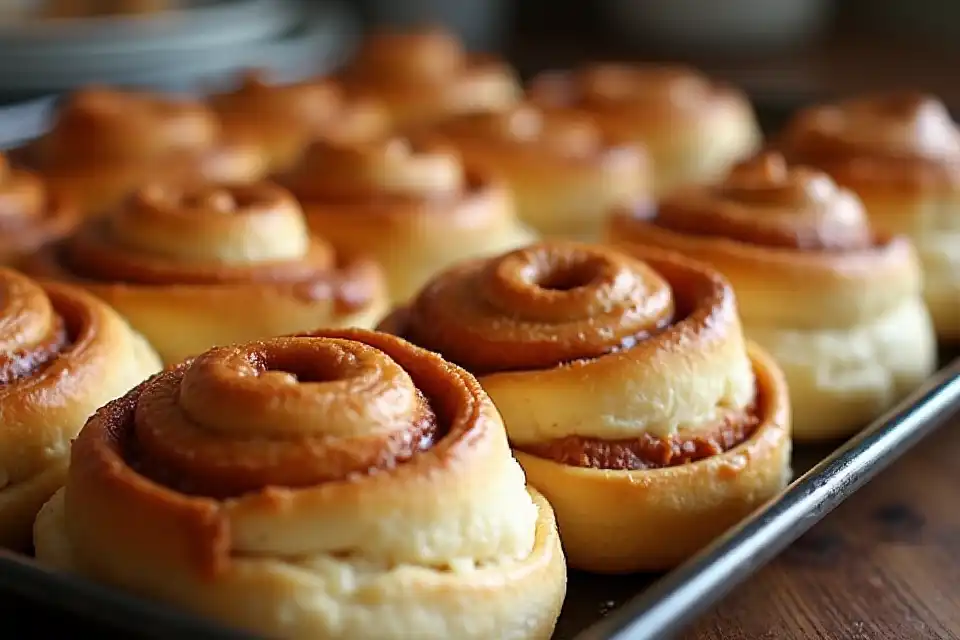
[0, 314, 69, 384]
[121, 369, 441, 500]
[47, 227, 377, 314]
[518, 404, 760, 470]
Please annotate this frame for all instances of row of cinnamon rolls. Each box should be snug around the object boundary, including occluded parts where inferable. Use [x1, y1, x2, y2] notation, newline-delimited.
[0, 24, 950, 640]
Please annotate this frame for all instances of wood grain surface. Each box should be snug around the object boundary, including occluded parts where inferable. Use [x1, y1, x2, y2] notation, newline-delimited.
[684, 408, 960, 640]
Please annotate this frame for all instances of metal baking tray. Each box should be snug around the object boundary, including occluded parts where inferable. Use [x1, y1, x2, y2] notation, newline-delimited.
[0, 85, 958, 637]
[0, 351, 957, 639]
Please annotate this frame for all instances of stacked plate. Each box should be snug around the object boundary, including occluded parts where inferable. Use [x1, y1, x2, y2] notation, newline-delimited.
[0, 0, 359, 95]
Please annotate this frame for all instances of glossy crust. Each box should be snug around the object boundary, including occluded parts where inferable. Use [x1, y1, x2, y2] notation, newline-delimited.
[210, 71, 391, 173]
[379, 242, 792, 572]
[608, 152, 937, 440]
[0, 268, 160, 549]
[338, 27, 521, 128]
[0, 153, 80, 264]
[17, 87, 266, 218]
[776, 92, 960, 342]
[24, 181, 388, 365]
[528, 64, 761, 196]
[432, 104, 649, 241]
[34, 329, 566, 640]
[278, 135, 536, 304]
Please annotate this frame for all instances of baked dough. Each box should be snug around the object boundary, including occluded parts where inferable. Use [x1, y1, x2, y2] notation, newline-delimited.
[433, 103, 648, 241]
[379, 241, 792, 572]
[607, 152, 938, 440]
[528, 64, 761, 196]
[278, 135, 536, 304]
[210, 71, 391, 174]
[339, 26, 521, 128]
[24, 181, 388, 364]
[17, 87, 266, 217]
[0, 268, 160, 549]
[0, 152, 79, 264]
[776, 92, 960, 342]
[34, 329, 566, 639]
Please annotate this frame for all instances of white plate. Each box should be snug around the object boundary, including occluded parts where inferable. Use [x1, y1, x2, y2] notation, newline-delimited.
[0, 0, 299, 56]
[0, 1, 355, 91]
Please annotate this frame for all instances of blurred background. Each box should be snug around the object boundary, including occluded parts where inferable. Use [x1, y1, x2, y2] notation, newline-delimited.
[0, 0, 958, 143]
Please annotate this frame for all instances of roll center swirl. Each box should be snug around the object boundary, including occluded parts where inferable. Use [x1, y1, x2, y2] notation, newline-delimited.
[481, 244, 674, 325]
[130, 337, 438, 498]
[0, 271, 69, 384]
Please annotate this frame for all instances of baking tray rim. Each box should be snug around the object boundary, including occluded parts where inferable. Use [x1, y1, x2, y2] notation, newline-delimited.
[0, 355, 957, 640]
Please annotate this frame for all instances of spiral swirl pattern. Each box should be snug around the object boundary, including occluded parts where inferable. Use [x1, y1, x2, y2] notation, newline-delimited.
[653, 152, 873, 251]
[0, 268, 160, 549]
[210, 72, 390, 172]
[527, 64, 760, 194]
[34, 330, 565, 639]
[778, 92, 960, 179]
[383, 241, 756, 444]
[380, 242, 791, 572]
[20, 87, 265, 217]
[0, 153, 79, 263]
[608, 152, 938, 439]
[434, 104, 648, 240]
[339, 27, 520, 127]
[279, 135, 535, 304]
[26, 181, 387, 364]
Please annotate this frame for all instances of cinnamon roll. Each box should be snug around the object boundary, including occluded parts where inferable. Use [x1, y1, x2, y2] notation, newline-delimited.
[432, 104, 649, 241]
[278, 135, 536, 304]
[338, 27, 521, 128]
[18, 87, 266, 218]
[0, 153, 79, 264]
[528, 64, 761, 196]
[379, 242, 791, 572]
[210, 71, 391, 174]
[608, 152, 937, 440]
[34, 329, 566, 639]
[24, 181, 388, 365]
[776, 92, 960, 342]
[0, 268, 160, 549]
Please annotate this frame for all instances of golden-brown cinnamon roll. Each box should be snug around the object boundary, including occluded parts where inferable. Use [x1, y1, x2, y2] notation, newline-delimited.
[379, 242, 791, 572]
[432, 104, 649, 241]
[607, 152, 937, 440]
[776, 92, 960, 342]
[18, 87, 266, 218]
[24, 181, 388, 365]
[278, 135, 536, 304]
[0, 153, 80, 264]
[34, 329, 566, 639]
[210, 71, 391, 174]
[528, 64, 761, 196]
[339, 27, 521, 128]
[0, 268, 159, 549]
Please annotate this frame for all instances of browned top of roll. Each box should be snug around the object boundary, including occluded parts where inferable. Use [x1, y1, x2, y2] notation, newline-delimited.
[383, 241, 742, 375]
[338, 26, 521, 125]
[0, 153, 79, 259]
[31, 87, 220, 167]
[528, 63, 748, 127]
[66, 328, 519, 575]
[651, 151, 873, 251]
[775, 91, 960, 189]
[210, 71, 390, 148]
[52, 181, 345, 284]
[279, 134, 477, 205]
[433, 102, 648, 169]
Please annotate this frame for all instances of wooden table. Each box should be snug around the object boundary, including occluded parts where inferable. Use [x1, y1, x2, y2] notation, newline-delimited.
[685, 408, 960, 640]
